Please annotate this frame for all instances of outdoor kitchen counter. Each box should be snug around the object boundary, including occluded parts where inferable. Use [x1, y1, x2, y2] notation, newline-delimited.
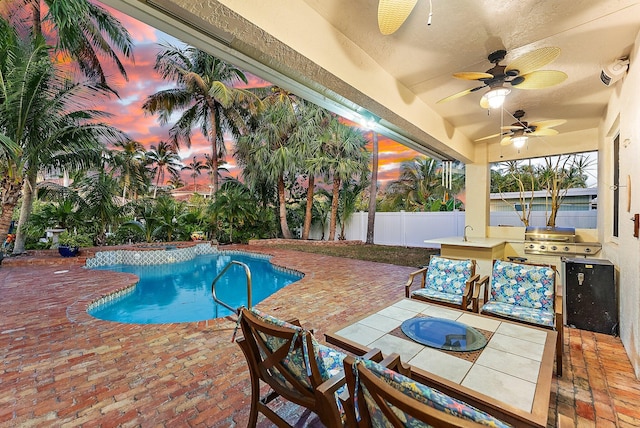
[424, 237, 508, 279]
[424, 237, 508, 248]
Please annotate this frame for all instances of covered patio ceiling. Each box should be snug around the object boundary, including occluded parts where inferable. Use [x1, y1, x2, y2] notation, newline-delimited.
[102, 0, 640, 163]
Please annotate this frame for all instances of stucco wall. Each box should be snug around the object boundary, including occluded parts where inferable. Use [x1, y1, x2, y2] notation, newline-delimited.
[600, 29, 640, 378]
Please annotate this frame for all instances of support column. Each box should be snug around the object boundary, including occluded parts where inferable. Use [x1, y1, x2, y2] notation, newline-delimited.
[465, 144, 490, 238]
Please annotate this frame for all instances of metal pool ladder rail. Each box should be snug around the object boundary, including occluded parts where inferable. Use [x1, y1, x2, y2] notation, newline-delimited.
[211, 260, 252, 314]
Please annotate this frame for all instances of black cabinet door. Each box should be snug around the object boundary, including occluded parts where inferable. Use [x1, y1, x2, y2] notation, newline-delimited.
[565, 259, 617, 335]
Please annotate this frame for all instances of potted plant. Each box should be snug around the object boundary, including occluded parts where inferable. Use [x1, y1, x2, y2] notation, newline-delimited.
[57, 231, 93, 257]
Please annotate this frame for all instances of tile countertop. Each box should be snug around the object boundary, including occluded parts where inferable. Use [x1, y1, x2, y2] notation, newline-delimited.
[423, 237, 508, 248]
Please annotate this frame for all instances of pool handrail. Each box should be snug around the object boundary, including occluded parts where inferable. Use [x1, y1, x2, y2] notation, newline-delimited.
[211, 260, 252, 313]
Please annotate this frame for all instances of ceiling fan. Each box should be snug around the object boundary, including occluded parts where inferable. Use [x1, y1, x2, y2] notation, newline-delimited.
[437, 48, 568, 108]
[475, 110, 566, 147]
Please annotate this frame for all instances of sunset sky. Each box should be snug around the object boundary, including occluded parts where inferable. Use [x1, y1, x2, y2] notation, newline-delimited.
[96, 2, 422, 188]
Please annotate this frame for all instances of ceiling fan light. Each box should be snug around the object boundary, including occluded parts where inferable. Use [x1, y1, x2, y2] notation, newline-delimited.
[512, 135, 528, 148]
[484, 87, 511, 108]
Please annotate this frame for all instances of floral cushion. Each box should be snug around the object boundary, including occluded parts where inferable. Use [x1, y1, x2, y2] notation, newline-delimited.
[312, 337, 347, 381]
[358, 359, 512, 427]
[481, 301, 555, 327]
[425, 256, 474, 296]
[412, 288, 463, 305]
[248, 308, 347, 393]
[249, 308, 311, 390]
[489, 260, 555, 311]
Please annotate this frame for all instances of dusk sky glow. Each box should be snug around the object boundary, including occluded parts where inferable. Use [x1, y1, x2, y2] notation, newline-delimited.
[95, 2, 422, 188]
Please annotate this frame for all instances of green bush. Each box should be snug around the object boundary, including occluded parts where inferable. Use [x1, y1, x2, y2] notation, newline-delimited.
[57, 231, 93, 248]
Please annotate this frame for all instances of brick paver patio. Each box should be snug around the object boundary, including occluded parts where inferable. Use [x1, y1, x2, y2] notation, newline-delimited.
[1, 244, 639, 427]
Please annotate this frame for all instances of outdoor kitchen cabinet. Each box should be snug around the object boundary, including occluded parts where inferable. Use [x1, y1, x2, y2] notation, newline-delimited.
[564, 258, 618, 335]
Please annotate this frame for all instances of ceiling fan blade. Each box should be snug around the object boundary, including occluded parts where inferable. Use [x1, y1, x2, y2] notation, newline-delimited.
[505, 47, 561, 75]
[378, 0, 418, 35]
[437, 87, 480, 104]
[529, 128, 560, 136]
[453, 72, 494, 81]
[500, 136, 513, 146]
[501, 125, 525, 130]
[475, 133, 502, 142]
[530, 119, 567, 129]
[511, 70, 568, 89]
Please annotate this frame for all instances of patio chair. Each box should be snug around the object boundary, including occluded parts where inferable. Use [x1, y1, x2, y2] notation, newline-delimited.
[474, 259, 563, 377]
[335, 354, 513, 428]
[235, 306, 382, 427]
[405, 255, 479, 311]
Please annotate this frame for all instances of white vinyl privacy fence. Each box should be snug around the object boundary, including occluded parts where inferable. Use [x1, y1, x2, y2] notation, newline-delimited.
[309, 210, 597, 246]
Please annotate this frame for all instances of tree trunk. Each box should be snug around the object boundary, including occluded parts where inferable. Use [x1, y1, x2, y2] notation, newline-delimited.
[0, 178, 22, 247]
[12, 171, 37, 255]
[366, 131, 378, 244]
[328, 176, 341, 241]
[277, 175, 292, 239]
[301, 174, 315, 240]
[547, 178, 560, 228]
[208, 101, 219, 196]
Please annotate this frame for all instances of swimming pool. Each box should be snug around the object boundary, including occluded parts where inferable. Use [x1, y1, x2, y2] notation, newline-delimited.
[88, 252, 302, 324]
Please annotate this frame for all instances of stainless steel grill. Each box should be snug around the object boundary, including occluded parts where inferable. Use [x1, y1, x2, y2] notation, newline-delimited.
[524, 226, 602, 256]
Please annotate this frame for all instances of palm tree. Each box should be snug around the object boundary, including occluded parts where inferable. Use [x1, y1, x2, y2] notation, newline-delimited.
[166, 175, 185, 189]
[182, 156, 206, 192]
[311, 190, 331, 240]
[2, 0, 133, 93]
[0, 19, 125, 253]
[236, 95, 300, 239]
[382, 157, 442, 212]
[308, 118, 368, 241]
[146, 140, 182, 198]
[142, 45, 260, 194]
[111, 140, 148, 200]
[288, 99, 333, 240]
[209, 181, 258, 243]
[338, 178, 367, 240]
[203, 153, 230, 196]
[76, 170, 125, 246]
[366, 131, 379, 244]
[153, 196, 184, 242]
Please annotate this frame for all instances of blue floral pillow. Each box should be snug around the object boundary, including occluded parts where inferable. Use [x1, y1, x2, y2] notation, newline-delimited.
[490, 260, 555, 311]
[425, 256, 474, 295]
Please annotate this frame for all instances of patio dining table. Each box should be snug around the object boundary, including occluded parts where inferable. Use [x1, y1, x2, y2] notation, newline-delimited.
[325, 298, 557, 428]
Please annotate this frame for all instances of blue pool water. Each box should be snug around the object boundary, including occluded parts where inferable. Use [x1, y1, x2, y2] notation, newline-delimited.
[88, 252, 302, 324]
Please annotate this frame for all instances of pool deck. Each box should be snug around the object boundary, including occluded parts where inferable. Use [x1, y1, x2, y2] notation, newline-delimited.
[1, 244, 639, 427]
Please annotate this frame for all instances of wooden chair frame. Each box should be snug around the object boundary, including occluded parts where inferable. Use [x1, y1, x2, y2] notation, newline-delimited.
[473, 259, 563, 377]
[236, 307, 381, 427]
[405, 255, 479, 311]
[336, 354, 499, 428]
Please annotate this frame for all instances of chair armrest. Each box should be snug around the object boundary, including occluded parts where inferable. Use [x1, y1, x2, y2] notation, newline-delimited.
[405, 267, 428, 297]
[473, 275, 489, 313]
[285, 318, 302, 327]
[555, 295, 563, 318]
[463, 273, 480, 298]
[362, 348, 384, 363]
[462, 273, 480, 311]
[378, 353, 411, 376]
